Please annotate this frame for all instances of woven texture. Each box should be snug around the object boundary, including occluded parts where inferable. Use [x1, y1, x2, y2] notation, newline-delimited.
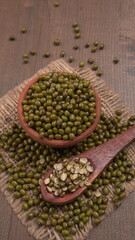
[0, 59, 135, 240]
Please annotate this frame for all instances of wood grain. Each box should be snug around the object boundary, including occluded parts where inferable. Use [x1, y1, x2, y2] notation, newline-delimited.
[0, 0, 135, 239]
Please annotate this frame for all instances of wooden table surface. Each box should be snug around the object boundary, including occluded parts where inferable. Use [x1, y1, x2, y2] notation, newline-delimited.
[0, 0, 135, 239]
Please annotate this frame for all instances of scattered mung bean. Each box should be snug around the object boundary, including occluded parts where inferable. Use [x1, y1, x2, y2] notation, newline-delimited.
[96, 70, 103, 77]
[79, 61, 85, 68]
[9, 36, 16, 41]
[30, 50, 36, 55]
[68, 56, 74, 63]
[99, 43, 104, 50]
[91, 47, 97, 53]
[73, 45, 79, 50]
[72, 22, 78, 28]
[21, 27, 27, 33]
[85, 42, 90, 48]
[113, 57, 119, 64]
[88, 58, 94, 64]
[91, 64, 98, 70]
[53, 39, 61, 46]
[54, 2, 59, 7]
[60, 51, 65, 57]
[75, 33, 80, 39]
[43, 52, 50, 58]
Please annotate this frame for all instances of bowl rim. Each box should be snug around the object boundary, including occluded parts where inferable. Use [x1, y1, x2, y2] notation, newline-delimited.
[18, 72, 101, 148]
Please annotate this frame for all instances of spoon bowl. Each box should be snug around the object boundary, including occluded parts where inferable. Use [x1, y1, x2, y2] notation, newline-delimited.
[41, 125, 135, 204]
[41, 155, 95, 205]
[18, 72, 101, 148]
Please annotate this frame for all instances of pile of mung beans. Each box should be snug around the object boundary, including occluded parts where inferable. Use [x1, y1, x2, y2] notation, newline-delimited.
[0, 111, 135, 240]
[22, 72, 96, 140]
[44, 157, 93, 196]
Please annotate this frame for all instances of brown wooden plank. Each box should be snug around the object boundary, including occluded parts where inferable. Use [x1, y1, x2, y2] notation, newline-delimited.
[0, 193, 12, 240]
[0, 0, 135, 239]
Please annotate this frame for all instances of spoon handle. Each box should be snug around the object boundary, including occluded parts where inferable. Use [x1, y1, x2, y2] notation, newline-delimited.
[84, 125, 135, 169]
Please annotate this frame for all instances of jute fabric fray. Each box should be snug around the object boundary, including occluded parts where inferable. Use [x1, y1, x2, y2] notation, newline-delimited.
[0, 59, 135, 240]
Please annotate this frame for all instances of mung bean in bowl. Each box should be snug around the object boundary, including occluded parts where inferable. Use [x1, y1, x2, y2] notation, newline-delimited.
[18, 71, 101, 148]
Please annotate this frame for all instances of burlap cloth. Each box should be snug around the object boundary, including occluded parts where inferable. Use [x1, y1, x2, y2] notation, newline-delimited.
[0, 59, 135, 240]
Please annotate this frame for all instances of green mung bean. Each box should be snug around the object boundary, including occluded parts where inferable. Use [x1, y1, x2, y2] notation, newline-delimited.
[91, 47, 97, 53]
[9, 36, 16, 41]
[54, 2, 59, 7]
[74, 33, 80, 39]
[73, 45, 79, 50]
[88, 58, 94, 64]
[79, 61, 85, 68]
[21, 27, 27, 33]
[53, 39, 61, 46]
[74, 27, 80, 33]
[93, 40, 99, 46]
[30, 50, 36, 55]
[113, 57, 119, 64]
[72, 22, 78, 28]
[60, 51, 65, 57]
[85, 42, 90, 48]
[23, 58, 28, 64]
[96, 70, 103, 77]
[43, 52, 50, 58]
[68, 56, 74, 63]
[99, 43, 104, 50]
[91, 64, 98, 70]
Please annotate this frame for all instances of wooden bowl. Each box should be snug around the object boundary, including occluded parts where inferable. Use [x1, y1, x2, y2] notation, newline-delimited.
[18, 73, 101, 148]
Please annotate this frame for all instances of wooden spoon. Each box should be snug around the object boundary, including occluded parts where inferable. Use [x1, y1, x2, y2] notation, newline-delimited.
[41, 125, 135, 205]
